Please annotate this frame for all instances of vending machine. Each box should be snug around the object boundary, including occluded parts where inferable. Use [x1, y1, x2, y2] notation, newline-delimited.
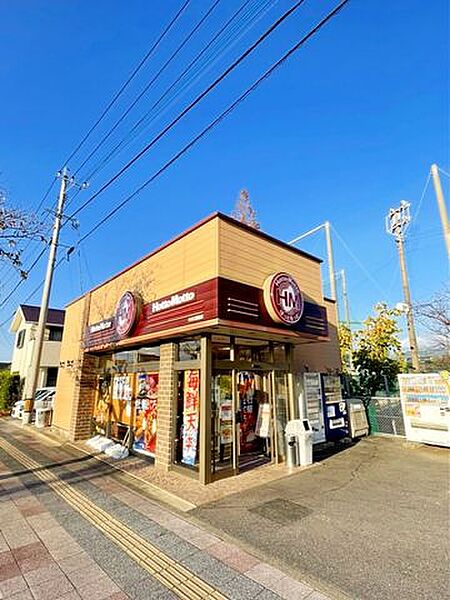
[321, 374, 349, 442]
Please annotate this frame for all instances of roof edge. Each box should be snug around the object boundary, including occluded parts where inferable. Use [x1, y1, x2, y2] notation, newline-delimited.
[66, 212, 323, 308]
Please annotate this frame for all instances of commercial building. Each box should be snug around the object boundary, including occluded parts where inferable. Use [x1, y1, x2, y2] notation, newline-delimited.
[53, 213, 340, 484]
[10, 304, 65, 394]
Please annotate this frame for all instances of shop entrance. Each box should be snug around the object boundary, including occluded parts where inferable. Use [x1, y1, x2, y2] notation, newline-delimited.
[211, 367, 289, 479]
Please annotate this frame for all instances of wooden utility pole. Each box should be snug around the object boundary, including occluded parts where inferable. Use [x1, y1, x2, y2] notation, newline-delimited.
[386, 201, 420, 371]
[430, 164, 450, 260]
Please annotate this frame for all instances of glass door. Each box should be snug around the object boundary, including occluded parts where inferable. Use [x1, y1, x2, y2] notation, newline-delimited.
[211, 371, 236, 476]
[236, 371, 273, 472]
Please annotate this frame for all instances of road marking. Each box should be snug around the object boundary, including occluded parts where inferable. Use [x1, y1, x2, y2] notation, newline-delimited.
[0, 437, 228, 600]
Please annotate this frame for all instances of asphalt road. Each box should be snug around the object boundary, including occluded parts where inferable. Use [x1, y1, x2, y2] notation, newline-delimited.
[190, 436, 450, 600]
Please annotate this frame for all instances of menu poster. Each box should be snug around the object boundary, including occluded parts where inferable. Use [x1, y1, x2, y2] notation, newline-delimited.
[112, 374, 133, 419]
[255, 403, 271, 438]
[133, 373, 159, 457]
[182, 370, 200, 466]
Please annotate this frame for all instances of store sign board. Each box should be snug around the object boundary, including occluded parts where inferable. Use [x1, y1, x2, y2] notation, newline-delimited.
[89, 319, 113, 334]
[263, 272, 304, 325]
[181, 370, 200, 466]
[115, 291, 140, 337]
[151, 291, 196, 314]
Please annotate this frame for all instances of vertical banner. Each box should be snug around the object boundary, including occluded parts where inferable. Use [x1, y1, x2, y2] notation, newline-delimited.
[182, 369, 200, 466]
[133, 373, 159, 457]
[112, 374, 133, 423]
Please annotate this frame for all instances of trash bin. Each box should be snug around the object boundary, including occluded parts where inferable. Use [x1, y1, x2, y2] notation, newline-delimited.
[297, 420, 313, 466]
[285, 434, 299, 468]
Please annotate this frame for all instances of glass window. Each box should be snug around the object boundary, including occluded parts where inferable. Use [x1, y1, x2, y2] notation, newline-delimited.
[112, 350, 136, 371]
[274, 373, 289, 459]
[212, 336, 231, 361]
[235, 338, 271, 363]
[48, 326, 63, 341]
[16, 330, 25, 348]
[45, 367, 58, 387]
[273, 343, 286, 364]
[178, 339, 201, 361]
[137, 346, 160, 362]
[174, 369, 200, 470]
[211, 372, 233, 473]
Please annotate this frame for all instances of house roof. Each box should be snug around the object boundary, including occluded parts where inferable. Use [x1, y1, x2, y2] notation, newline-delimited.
[20, 305, 65, 325]
[9, 305, 65, 332]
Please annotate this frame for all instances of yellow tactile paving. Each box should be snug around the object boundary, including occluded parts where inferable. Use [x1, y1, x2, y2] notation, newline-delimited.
[0, 438, 229, 600]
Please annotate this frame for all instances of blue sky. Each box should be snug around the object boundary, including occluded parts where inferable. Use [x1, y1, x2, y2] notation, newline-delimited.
[0, 0, 448, 360]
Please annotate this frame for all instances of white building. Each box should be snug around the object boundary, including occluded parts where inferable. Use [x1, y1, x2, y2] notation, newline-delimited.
[10, 305, 65, 395]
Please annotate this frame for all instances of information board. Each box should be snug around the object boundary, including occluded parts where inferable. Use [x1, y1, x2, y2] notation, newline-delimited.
[398, 373, 450, 447]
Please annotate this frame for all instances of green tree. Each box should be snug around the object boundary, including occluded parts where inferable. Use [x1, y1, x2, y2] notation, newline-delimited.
[338, 323, 353, 375]
[351, 303, 406, 400]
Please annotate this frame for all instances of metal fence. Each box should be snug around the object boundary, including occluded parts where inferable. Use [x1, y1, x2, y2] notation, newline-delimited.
[367, 396, 405, 437]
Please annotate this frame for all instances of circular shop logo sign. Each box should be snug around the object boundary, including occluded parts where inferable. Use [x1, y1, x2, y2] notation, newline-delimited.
[263, 272, 304, 325]
[115, 291, 139, 337]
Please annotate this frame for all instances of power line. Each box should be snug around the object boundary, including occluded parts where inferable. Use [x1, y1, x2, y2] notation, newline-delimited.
[63, 0, 192, 168]
[68, 0, 309, 222]
[0, 0, 349, 317]
[84, 0, 275, 181]
[74, 0, 221, 177]
[74, 0, 350, 246]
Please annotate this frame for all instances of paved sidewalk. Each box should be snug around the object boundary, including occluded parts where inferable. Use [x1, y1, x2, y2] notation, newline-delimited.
[0, 420, 334, 600]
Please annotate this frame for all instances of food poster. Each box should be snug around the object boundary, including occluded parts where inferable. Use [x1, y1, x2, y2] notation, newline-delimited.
[93, 375, 111, 434]
[181, 370, 200, 466]
[133, 373, 159, 457]
[238, 372, 259, 453]
[218, 377, 233, 445]
[111, 374, 133, 425]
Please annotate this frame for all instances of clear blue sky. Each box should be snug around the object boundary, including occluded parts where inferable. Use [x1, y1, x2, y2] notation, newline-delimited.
[0, 0, 448, 360]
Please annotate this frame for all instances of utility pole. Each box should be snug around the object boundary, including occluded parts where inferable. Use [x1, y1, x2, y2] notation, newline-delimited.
[340, 269, 351, 328]
[22, 167, 78, 424]
[289, 221, 337, 302]
[386, 201, 420, 371]
[430, 164, 450, 260]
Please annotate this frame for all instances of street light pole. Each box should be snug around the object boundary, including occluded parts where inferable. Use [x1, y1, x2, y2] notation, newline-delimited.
[386, 201, 420, 371]
[289, 221, 337, 302]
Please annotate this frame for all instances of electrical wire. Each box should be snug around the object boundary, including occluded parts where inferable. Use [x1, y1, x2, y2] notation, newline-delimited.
[0, 0, 349, 319]
[74, 0, 221, 177]
[83, 0, 275, 181]
[63, 0, 192, 168]
[68, 0, 309, 222]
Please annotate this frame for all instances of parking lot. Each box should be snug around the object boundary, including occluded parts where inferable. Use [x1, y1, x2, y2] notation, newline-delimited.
[191, 436, 449, 600]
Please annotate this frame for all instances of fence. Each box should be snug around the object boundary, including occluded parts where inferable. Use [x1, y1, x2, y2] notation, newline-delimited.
[367, 396, 405, 437]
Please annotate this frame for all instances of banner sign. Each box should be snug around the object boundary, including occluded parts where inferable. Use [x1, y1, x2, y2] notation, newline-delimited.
[181, 370, 200, 466]
[398, 373, 450, 447]
[133, 373, 159, 457]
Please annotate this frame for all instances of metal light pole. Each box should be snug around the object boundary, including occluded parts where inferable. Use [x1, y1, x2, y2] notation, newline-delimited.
[430, 164, 450, 260]
[340, 269, 351, 328]
[289, 221, 337, 302]
[386, 201, 420, 371]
